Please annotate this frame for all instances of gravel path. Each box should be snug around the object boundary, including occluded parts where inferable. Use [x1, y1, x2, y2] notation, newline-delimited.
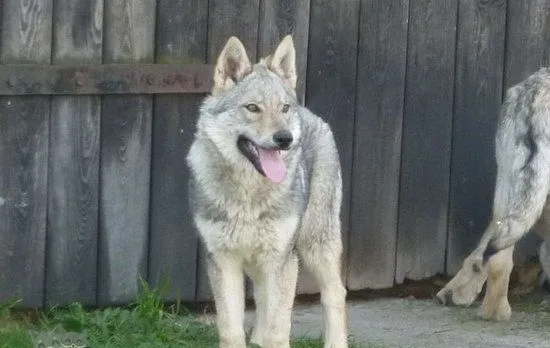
[241, 298, 550, 348]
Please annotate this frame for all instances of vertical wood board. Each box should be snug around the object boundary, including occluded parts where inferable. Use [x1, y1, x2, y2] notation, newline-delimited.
[46, 0, 103, 306]
[301, 0, 360, 293]
[396, 0, 458, 283]
[149, 0, 208, 302]
[258, 0, 311, 103]
[0, 0, 53, 307]
[98, 0, 155, 305]
[347, 0, 409, 290]
[446, 0, 506, 275]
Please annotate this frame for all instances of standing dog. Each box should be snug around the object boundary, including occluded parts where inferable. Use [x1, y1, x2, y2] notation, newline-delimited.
[186, 36, 348, 348]
[437, 68, 550, 321]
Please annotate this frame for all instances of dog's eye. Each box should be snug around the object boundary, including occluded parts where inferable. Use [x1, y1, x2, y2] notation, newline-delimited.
[245, 104, 261, 113]
[282, 104, 290, 113]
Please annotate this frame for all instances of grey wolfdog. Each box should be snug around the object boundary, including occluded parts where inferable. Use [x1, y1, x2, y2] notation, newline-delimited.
[437, 67, 550, 321]
[186, 36, 348, 348]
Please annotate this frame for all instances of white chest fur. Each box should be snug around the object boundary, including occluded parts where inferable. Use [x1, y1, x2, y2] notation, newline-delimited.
[196, 214, 300, 260]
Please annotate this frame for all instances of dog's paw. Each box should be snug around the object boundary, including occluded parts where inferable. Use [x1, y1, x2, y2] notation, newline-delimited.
[477, 300, 511, 321]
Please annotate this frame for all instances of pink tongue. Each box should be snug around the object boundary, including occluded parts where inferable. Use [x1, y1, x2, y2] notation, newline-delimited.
[257, 148, 286, 183]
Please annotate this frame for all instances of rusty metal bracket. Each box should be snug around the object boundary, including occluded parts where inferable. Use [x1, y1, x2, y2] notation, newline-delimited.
[0, 63, 213, 95]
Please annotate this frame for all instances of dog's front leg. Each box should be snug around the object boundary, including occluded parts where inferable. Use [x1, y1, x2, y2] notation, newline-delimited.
[248, 269, 267, 347]
[479, 245, 514, 321]
[252, 253, 298, 348]
[207, 254, 246, 348]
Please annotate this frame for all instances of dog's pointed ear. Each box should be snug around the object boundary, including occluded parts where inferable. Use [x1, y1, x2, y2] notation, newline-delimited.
[268, 35, 297, 90]
[213, 37, 252, 94]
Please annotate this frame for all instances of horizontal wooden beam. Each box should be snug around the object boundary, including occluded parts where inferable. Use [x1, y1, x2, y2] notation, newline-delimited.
[0, 64, 213, 95]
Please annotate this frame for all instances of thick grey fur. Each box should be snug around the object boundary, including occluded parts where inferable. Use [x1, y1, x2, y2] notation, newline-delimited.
[186, 36, 347, 348]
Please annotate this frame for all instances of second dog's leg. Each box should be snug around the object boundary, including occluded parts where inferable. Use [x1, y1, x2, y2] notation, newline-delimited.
[207, 255, 246, 348]
[478, 245, 514, 321]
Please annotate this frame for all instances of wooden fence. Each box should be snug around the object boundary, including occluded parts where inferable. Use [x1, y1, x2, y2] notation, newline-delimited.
[0, 0, 549, 308]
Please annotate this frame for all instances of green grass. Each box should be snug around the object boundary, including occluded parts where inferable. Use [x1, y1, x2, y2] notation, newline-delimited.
[0, 282, 381, 348]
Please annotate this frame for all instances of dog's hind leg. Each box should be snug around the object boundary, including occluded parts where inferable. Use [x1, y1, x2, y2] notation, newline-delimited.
[207, 254, 246, 348]
[299, 239, 348, 348]
[478, 245, 514, 321]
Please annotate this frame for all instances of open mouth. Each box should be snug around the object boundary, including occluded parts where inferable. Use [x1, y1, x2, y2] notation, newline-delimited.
[237, 135, 287, 183]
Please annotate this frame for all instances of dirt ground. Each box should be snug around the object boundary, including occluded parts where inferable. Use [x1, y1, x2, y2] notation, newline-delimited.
[200, 264, 550, 347]
[280, 296, 550, 348]
[274, 269, 550, 347]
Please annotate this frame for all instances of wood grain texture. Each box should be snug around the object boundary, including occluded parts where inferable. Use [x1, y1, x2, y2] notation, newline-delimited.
[46, 0, 103, 307]
[258, 0, 311, 103]
[195, 0, 261, 301]
[300, 0, 360, 294]
[446, 0, 506, 275]
[0, 0, 52, 307]
[503, 0, 550, 263]
[98, 0, 155, 305]
[396, 0, 458, 283]
[504, 0, 550, 88]
[347, 0, 409, 290]
[148, 0, 208, 302]
[207, 0, 260, 62]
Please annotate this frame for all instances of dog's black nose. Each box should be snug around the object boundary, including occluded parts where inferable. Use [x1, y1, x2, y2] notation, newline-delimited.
[273, 130, 293, 149]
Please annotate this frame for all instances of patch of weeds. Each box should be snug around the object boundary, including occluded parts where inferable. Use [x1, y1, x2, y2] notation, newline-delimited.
[0, 283, 380, 347]
[37, 280, 219, 347]
[0, 328, 34, 348]
[0, 299, 34, 348]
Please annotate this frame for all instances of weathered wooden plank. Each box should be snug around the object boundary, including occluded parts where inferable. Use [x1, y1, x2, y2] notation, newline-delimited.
[98, 0, 155, 305]
[347, 0, 409, 290]
[148, 0, 208, 303]
[503, 0, 550, 263]
[504, 0, 550, 88]
[396, 0, 458, 283]
[195, 0, 261, 302]
[258, 0, 310, 103]
[45, 0, 103, 306]
[207, 0, 260, 62]
[0, 0, 52, 308]
[299, 0, 360, 294]
[446, 0, 506, 275]
[0, 63, 213, 95]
